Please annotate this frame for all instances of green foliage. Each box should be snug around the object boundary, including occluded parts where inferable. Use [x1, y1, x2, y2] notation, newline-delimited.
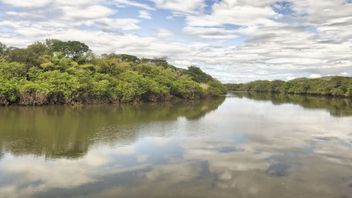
[226, 76, 352, 98]
[0, 42, 6, 58]
[5, 42, 48, 68]
[0, 78, 19, 103]
[94, 56, 126, 75]
[40, 53, 78, 71]
[35, 70, 80, 98]
[185, 66, 213, 83]
[234, 92, 352, 117]
[0, 61, 27, 79]
[0, 40, 224, 105]
[207, 80, 227, 95]
[46, 39, 90, 62]
[113, 54, 140, 63]
[183, 66, 226, 96]
[171, 75, 202, 99]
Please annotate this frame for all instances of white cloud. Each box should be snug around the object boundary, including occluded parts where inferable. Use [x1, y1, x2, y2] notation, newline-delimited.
[56, 0, 104, 7]
[0, 0, 351, 82]
[155, 29, 173, 38]
[0, 0, 52, 7]
[93, 18, 141, 31]
[62, 5, 114, 20]
[138, 10, 152, 19]
[112, 0, 154, 10]
[309, 74, 322, 78]
[186, 0, 278, 27]
[183, 26, 239, 40]
[178, 0, 352, 82]
[151, 0, 206, 14]
[341, 72, 349, 76]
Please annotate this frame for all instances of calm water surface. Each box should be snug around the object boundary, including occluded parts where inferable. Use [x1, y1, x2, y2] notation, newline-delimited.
[1, 93, 352, 198]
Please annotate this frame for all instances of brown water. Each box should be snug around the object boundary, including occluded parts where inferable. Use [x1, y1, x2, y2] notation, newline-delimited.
[0, 93, 352, 198]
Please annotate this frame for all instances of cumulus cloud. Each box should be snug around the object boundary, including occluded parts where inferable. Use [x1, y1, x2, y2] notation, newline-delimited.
[180, 0, 352, 82]
[0, 0, 52, 7]
[62, 5, 114, 20]
[155, 29, 174, 38]
[186, 1, 278, 27]
[151, 0, 206, 14]
[183, 26, 239, 40]
[138, 10, 152, 19]
[0, 0, 351, 82]
[112, 0, 154, 10]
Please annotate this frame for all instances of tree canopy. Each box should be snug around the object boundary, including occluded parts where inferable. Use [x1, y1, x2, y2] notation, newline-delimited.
[0, 40, 225, 105]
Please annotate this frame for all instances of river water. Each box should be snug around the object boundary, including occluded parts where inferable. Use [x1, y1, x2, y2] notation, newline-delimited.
[0, 93, 352, 198]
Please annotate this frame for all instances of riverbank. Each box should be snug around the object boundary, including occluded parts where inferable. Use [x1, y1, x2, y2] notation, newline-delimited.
[226, 76, 352, 98]
[231, 91, 352, 117]
[0, 40, 226, 106]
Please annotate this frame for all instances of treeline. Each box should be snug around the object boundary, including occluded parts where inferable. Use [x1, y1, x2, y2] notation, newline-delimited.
[233, 92, 352, 117]
[0, 40, 225, 105]
[226, 76, 352, 98]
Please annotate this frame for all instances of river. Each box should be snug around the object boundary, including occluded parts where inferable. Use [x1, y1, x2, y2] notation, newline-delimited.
[0, 93, 351, 198]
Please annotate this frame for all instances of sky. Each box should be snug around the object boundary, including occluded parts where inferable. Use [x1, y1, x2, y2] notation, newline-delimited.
[0, 0, 351, 83]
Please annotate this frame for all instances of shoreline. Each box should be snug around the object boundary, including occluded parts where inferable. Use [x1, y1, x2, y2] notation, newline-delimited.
[226, 76, 352, 99]
[0, 94, 223, 106]
[228, 90, 352, 99]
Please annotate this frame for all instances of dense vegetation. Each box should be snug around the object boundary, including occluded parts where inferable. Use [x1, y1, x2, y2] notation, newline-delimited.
[226, 76, 352, 98]
[233, 92, 352, 117]
[0, 40, 225, 105]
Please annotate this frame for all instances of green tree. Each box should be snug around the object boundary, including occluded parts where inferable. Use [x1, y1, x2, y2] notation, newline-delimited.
[5, 42, 48, 68]
[46, 39, 90, 62]
[0, 42, 6, 58]
[226, 76, 352, 98]
[185, 66, 213, 83]
[0, 39, 225, 105]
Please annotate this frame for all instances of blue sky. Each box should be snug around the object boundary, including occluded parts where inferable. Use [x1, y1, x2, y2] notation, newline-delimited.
[0, 0, 351, 82]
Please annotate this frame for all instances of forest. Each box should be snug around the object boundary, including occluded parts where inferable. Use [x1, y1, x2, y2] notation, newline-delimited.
[226, 76, 352, 98]
[0, 40, 226, 105]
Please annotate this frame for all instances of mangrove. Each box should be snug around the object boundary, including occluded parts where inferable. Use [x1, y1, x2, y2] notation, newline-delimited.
[226, 76, 352, 98]
[0, 40, 226, 105]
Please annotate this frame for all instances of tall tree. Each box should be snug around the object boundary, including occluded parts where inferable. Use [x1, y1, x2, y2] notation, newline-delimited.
[46, 39, 90, 62]
[5, 42, 48, 67]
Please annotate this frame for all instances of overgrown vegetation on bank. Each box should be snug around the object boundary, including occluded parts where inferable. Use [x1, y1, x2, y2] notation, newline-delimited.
[226, 76, 352, 98]
[233, 92, 352, 117]
[0, 40, 225, 105]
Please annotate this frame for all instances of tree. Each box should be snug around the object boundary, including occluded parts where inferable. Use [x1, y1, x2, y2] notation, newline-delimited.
[46, 39, 90, 62]
[0, 39, 225, 105]
[141, 57, 170, 68]
[0, 42, 6, 58]
[114, 54, 139, 63]
[185, 66, 213, 83]
[226, 76, 352, 98]
[5, 42, 48, 68]
[95, 56, 123, 75]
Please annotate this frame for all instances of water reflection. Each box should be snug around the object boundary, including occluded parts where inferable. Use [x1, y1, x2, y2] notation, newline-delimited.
[0, 95, 352, 198]
[0, 97, 225, 159]
[231, 91, 352, 117]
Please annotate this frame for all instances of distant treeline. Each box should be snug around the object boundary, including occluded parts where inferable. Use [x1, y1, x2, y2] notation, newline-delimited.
[0, 40, 225, 105]
[232, 92, 352, 117]
[226, 76, 352, 98]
